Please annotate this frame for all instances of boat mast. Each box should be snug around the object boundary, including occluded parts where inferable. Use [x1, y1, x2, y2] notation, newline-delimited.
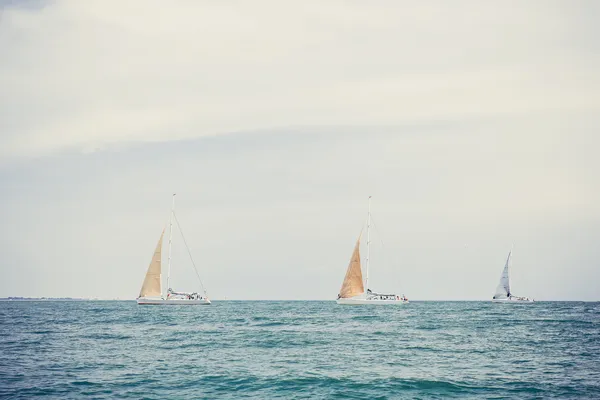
[366, 196, 371, 291]
[508, 245, 513, 296]
[167, 193, 176, 294]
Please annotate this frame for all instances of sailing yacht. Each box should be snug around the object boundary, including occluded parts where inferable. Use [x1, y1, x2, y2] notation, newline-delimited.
[137, 194, 211, 305]
[336, 197, 408, 305]
[492, 250, 533, 303]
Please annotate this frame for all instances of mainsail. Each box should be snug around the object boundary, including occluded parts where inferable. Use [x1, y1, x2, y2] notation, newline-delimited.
[339, 236, 364, 298]
[139, 230, 164, 298]
[494, 251, 511, 299]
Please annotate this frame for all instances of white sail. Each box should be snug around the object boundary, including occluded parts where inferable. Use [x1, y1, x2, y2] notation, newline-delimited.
[493, 251, 511, 299]
[139, 230, 165, 298]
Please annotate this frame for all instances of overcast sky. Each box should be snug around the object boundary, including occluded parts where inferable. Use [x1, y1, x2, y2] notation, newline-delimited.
[1, 0, 598, 300]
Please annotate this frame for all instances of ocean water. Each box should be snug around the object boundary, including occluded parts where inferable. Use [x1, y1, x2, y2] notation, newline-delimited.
[0, 301, 599, 399]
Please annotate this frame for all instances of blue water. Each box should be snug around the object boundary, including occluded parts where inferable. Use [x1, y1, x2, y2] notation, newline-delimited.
[0, 301, 599, 399]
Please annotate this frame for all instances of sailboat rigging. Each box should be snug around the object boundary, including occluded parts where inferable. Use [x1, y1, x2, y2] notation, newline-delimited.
[136, 194, 211, 305]
[336, 197, 408, 305]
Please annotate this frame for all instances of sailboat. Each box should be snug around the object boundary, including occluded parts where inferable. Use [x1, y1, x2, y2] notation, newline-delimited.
[491, 250, 533, 303]
[137, 194, 211, 305]
[336, 197, 408, 305]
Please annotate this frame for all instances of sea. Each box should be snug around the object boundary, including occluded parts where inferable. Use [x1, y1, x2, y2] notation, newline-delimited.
[0, 301, 599, 399]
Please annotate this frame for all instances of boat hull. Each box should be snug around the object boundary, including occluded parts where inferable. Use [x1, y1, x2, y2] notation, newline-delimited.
[336, 298, 408, 305]
[137, 298, 211, 305]
[492, 298, 534, 303]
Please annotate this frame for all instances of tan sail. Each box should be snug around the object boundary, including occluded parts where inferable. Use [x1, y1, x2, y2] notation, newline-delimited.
[139, 230, 164, 298]
[339, 236, 364, 298]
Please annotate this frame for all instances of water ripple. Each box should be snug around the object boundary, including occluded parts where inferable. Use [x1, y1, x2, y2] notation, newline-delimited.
[0, 301, 599, 399]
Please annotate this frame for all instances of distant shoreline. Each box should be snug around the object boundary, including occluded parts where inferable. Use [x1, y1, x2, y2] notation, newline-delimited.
[0, 297, 89, 301]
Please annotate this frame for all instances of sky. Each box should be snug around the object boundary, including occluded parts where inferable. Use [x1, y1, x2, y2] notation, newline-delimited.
[0, 0, 599, 300]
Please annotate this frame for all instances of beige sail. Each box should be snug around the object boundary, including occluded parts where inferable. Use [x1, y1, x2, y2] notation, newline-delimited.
[139, 230, 164, 298]
[339, 236, 364, 298]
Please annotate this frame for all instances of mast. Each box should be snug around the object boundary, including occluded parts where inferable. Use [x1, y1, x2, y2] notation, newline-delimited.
[366, 196, 372, 291]
[167, 193, 176, 295]
[508, 245, 513, 296]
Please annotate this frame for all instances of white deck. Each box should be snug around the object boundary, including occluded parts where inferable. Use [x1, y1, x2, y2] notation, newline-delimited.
[492, 297, 534, 303]
[137, 297, 211, 305]
[336, 295, 408, 305]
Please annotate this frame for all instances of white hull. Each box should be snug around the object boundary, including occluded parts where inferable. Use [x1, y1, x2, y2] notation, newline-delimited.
[492, 298, 534, 303]
[137, 297, 211, 305]
[336, 297, 408, 305]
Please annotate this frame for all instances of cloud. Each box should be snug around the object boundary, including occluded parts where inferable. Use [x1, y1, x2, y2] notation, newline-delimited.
[1, 118, 599, 300]
[1, 0, 598, 159]
[0, 1, 598, 300]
